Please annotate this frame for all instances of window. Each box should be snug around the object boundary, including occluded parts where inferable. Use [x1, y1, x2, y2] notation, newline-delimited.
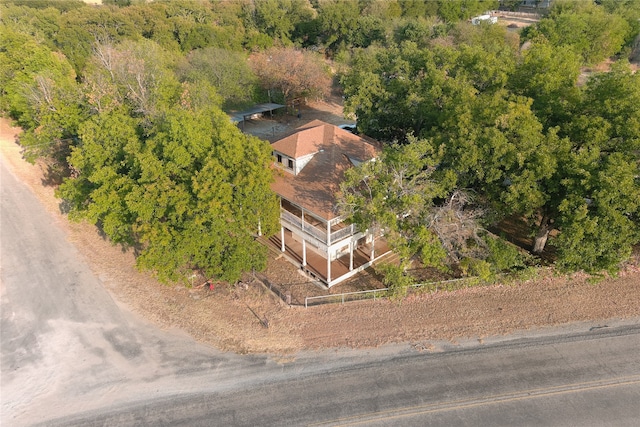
[288, 159, 294, 169]
[277, 154, 282, 163]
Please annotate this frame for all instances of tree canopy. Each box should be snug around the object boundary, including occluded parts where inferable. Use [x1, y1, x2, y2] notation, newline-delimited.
[341, 11, 640, 273]
[56, 82, 280, 283]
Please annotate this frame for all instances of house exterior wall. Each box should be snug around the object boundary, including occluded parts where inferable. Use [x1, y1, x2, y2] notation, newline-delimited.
[272, 150, 320, 176]
[272, 150, 295, 174]
[268, 120, 388, 286]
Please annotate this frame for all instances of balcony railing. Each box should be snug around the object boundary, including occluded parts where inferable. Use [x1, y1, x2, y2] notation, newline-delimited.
[331, 224, 357, 242]
[280, 209, 359, 245]
[280, 209, 327, 243]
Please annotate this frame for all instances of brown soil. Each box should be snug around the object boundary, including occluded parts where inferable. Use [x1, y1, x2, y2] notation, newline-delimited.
[2, 101, 639, 355]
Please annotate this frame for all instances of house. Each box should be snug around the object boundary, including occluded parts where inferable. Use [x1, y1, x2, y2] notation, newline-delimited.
[268, 120, 391, 287]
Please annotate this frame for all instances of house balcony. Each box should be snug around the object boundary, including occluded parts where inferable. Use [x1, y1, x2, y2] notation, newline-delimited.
[279, 206, 358, 248]
[273, 198, 391, 287]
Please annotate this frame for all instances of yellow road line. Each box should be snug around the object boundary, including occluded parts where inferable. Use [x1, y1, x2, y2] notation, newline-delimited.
[308, 374, 640, 426]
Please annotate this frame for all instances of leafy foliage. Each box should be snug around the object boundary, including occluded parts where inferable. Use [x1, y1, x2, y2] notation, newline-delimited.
[249, 47, 330, 105]
[180, 47, 257, 109]
[57, 96, 279, 283]
[0, 28, 85, 170]
[342, 20, 640, 273]
[528, 1, 632, 65]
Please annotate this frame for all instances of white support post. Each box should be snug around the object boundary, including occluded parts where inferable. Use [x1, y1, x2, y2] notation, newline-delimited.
[302, 239, 307, 267]
[370, 233, 375, 261]
[281, 226, 285, 252]
[349, 240, 354, 271]
[327, 220, 331, 283]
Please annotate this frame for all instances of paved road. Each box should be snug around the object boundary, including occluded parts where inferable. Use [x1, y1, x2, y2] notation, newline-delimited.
[2, 154, 640, 426]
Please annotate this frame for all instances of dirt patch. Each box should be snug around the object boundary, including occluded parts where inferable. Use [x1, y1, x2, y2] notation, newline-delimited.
[239, 91, 353, 142]
[2, 108, 640, 355]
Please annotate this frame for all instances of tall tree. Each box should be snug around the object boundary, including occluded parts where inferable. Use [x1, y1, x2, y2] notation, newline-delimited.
[251, 0, 314, 43]
[180, 47, 257, 109]
[508, 38, 582, 128]
[57, 88, 280, 283]
[316, 0, 361, 52]
[437, 0, 498, 22]
[549, 62, 640, 271]
[531, 1, 631, 65]
[83, 39, 181, 118]
[0, 29, 85, 171]
[249, 47, 330, 105]
[342, 39, 640, 272]
[339, 137, 452, 269]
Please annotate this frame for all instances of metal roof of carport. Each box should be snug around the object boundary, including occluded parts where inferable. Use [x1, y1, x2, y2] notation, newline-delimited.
[228, 103, 286, 123]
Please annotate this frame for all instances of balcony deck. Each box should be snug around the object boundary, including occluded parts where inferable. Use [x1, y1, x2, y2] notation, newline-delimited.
[266, 229, 391, 287]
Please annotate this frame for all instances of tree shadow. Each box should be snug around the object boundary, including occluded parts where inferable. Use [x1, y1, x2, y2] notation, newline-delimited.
[490, 215, 557, 263]
[41, 162, 69, 187]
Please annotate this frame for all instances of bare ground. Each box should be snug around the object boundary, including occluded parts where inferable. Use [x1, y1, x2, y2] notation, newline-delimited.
[2, 103, 639, 355]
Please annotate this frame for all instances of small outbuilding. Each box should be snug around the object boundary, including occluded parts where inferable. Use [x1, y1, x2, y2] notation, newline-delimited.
[228, 103, 286, 126]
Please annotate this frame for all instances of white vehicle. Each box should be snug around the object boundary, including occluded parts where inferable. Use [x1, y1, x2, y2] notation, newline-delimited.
[472, 14, 498, 25]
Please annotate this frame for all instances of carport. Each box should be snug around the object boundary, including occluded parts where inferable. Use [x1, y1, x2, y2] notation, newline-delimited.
[229, 103, 286, 128]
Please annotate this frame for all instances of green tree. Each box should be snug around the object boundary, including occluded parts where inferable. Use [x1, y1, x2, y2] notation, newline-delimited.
[56, 109, 141, 244]
[252, 0, 314, 43]
[599, 0, 640, 47]
[342, 38, 640, 272]
[437, 0, 498, 22]
[122, 3, 181, 51]
[549, 62, 640, 271]
[52, 4, 141, 74]
[533, 2, 631, 65]
[339, 138, 453, 270]
[399, 0, 438, 18]
[393, 17, 448, 47]
[508, 38, 582, 128]
[343, 41, 514, 142]
[0, 3, 62, 52]
[342, 43, 446, 142]
[5, 0, 84, 13]
[83, 39, 181, 118]
[57, 93, 280, 283]
[316, 0, 361, 52]
[180, 47, 257, 109]
[130, 104, 280, 282]
[0, 29, 85, 170]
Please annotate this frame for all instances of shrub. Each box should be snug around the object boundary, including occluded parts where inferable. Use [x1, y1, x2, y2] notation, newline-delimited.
[376, 263, 414, 299]
[485, 236, 526, 272]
